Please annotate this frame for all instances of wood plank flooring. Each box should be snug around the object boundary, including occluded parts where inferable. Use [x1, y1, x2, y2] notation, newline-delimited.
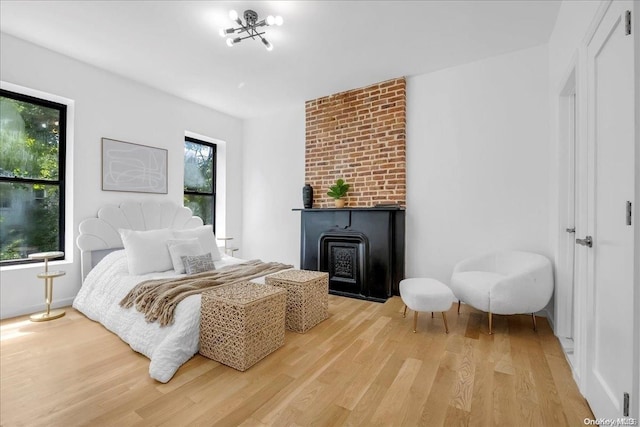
[0, 295, 594, 426]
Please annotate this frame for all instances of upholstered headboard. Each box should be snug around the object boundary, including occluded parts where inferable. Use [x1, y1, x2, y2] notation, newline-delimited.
[76, 201, 204, 281]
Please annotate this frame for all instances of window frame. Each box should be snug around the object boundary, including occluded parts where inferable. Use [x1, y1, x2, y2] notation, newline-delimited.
[0, 88, 67, 266]
[183, 136, 216, 233]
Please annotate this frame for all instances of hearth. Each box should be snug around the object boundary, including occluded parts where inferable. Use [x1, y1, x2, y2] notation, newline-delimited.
[295, 207, 405, 302]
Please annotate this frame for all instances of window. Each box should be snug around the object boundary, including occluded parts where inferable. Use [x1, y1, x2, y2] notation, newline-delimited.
[0, 89, 66, 264]
[184, 137, 216, 230]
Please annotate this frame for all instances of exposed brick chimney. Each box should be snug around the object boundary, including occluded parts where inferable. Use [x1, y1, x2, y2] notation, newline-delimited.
[305, 78, 406, 208]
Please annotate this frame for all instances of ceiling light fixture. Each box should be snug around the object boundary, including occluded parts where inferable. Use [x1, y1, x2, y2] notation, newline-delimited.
[219, 9, 283, 51]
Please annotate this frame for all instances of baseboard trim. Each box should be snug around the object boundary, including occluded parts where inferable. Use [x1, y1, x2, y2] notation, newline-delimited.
[0, 297, 75, 320]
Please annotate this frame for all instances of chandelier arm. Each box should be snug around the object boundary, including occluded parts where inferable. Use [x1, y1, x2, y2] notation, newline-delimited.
[234, 31, 266, 42]
[233, 22, 264, 36]
[248, 28, 264, 40]
[233, 19, 254, 35]
[228, 25, 247, 34]
[240, 25, 253, 34]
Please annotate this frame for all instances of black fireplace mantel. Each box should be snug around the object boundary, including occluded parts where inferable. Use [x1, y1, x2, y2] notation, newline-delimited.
[294, 207, 405, 302]
[292, 207, 405, 212]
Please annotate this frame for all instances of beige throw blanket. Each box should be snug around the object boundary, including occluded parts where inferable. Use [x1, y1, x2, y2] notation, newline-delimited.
[120, 260, 293, 326]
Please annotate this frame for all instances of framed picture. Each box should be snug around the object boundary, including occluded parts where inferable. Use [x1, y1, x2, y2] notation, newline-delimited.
[102, 138, 168, 194]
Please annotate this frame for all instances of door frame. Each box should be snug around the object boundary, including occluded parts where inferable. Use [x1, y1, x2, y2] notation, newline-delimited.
[633, 1, 640, 418]
[554, 1, 639, 417]
[555, 47, 589, 390]
[555, 57, 578, 341]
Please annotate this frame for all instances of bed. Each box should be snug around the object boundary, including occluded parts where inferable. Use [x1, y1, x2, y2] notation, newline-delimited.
[73, 201, 275, 383]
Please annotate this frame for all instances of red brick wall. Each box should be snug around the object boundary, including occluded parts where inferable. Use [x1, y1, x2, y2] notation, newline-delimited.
[305, 78, 406, 208]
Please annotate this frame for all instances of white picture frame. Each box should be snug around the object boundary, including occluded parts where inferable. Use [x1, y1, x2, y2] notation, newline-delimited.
[101, 138, 168, 194]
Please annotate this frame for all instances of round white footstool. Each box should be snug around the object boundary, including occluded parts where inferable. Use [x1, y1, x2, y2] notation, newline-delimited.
[399, 278, 454, 334]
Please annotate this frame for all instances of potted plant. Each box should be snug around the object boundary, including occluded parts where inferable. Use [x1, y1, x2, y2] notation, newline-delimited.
[327, 178, 349, 208]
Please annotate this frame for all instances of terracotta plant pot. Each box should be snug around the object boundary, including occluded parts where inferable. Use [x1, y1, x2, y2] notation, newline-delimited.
[334, 198, 346, 208]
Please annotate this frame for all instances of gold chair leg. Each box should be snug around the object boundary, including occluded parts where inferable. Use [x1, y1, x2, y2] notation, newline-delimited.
[403, 305, 407, 318]
[532, 313, 537, 331]
[442, 312, 449, 334]
[413, 311, 418, 333]
[488, 312, 493, 335]
[457, 300, 461, 314]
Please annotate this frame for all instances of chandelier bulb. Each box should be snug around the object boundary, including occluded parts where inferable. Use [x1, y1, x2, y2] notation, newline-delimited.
[226, 38, 234, 47]
[274, 16, 283, 26]
[229, 10, 238, 21]
[266, 15, 275, 26]
[219, 28, 226, 37]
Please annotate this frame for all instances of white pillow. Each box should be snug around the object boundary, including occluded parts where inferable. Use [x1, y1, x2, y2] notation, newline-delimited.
[119, 228, 174, 275]
[166, 238, 205, 274]
[172, 225, 221, 261]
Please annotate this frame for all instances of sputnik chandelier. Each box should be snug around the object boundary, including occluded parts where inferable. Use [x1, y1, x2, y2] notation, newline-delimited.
[219, 9, 283, 51]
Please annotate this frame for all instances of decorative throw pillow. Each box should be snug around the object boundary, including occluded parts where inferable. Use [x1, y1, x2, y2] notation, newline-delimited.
[181, 253, 215, 275]
[119, 228, 174, 275]
[172, 225, 222, 262]
[166, 238, 205, 274]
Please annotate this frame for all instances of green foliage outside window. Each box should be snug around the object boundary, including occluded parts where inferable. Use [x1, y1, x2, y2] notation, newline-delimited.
[184, 138, 215, 228]
[0, 93, 64, 262]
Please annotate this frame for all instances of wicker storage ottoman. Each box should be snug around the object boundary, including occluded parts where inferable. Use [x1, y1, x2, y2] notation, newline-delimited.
[265, 270, 329, 333]
[199, 282, 286, 371]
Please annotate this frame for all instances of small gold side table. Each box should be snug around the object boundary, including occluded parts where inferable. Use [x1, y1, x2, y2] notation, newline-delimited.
[28, 251, 66, 322]
[217, 237, 239, 256]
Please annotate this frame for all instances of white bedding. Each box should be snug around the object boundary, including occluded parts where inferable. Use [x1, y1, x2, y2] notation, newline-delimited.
[72, 249, 249, 383]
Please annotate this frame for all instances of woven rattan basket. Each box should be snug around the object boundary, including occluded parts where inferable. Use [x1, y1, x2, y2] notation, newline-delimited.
[199, 282, 286, 371]
[265, 270, 329, 333]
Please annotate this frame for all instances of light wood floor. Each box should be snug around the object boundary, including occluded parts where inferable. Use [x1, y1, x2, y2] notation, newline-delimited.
[1, 295, 593, 426]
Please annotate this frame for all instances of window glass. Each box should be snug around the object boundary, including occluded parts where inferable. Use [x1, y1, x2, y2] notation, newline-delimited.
[184, 141, 213, 193]
[0, 97, 60, 180]
[0, 90, 65, 264]
[183, 194, 213, 225]
[0, 182, 60, 261]
[184, 137, 215, 230]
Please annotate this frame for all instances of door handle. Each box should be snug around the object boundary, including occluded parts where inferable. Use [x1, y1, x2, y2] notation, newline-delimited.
[576, 236, 593, 247]
[566, 228, 575, 233]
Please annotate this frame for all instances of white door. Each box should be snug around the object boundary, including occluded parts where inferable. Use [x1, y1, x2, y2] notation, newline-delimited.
[584, 0, 635, 419]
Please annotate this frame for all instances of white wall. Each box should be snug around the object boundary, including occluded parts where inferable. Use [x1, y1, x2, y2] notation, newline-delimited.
[241, 45, 552, 296]
[406, 44, 551, 285]
[242, 106, 305, 266]
[0, 33, 244, 319]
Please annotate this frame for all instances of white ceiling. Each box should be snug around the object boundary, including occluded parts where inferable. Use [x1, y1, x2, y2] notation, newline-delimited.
[0, 1, 561, 119]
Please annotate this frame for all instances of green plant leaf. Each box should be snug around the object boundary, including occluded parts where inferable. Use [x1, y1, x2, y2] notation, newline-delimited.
[327, 178, 349, 199]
